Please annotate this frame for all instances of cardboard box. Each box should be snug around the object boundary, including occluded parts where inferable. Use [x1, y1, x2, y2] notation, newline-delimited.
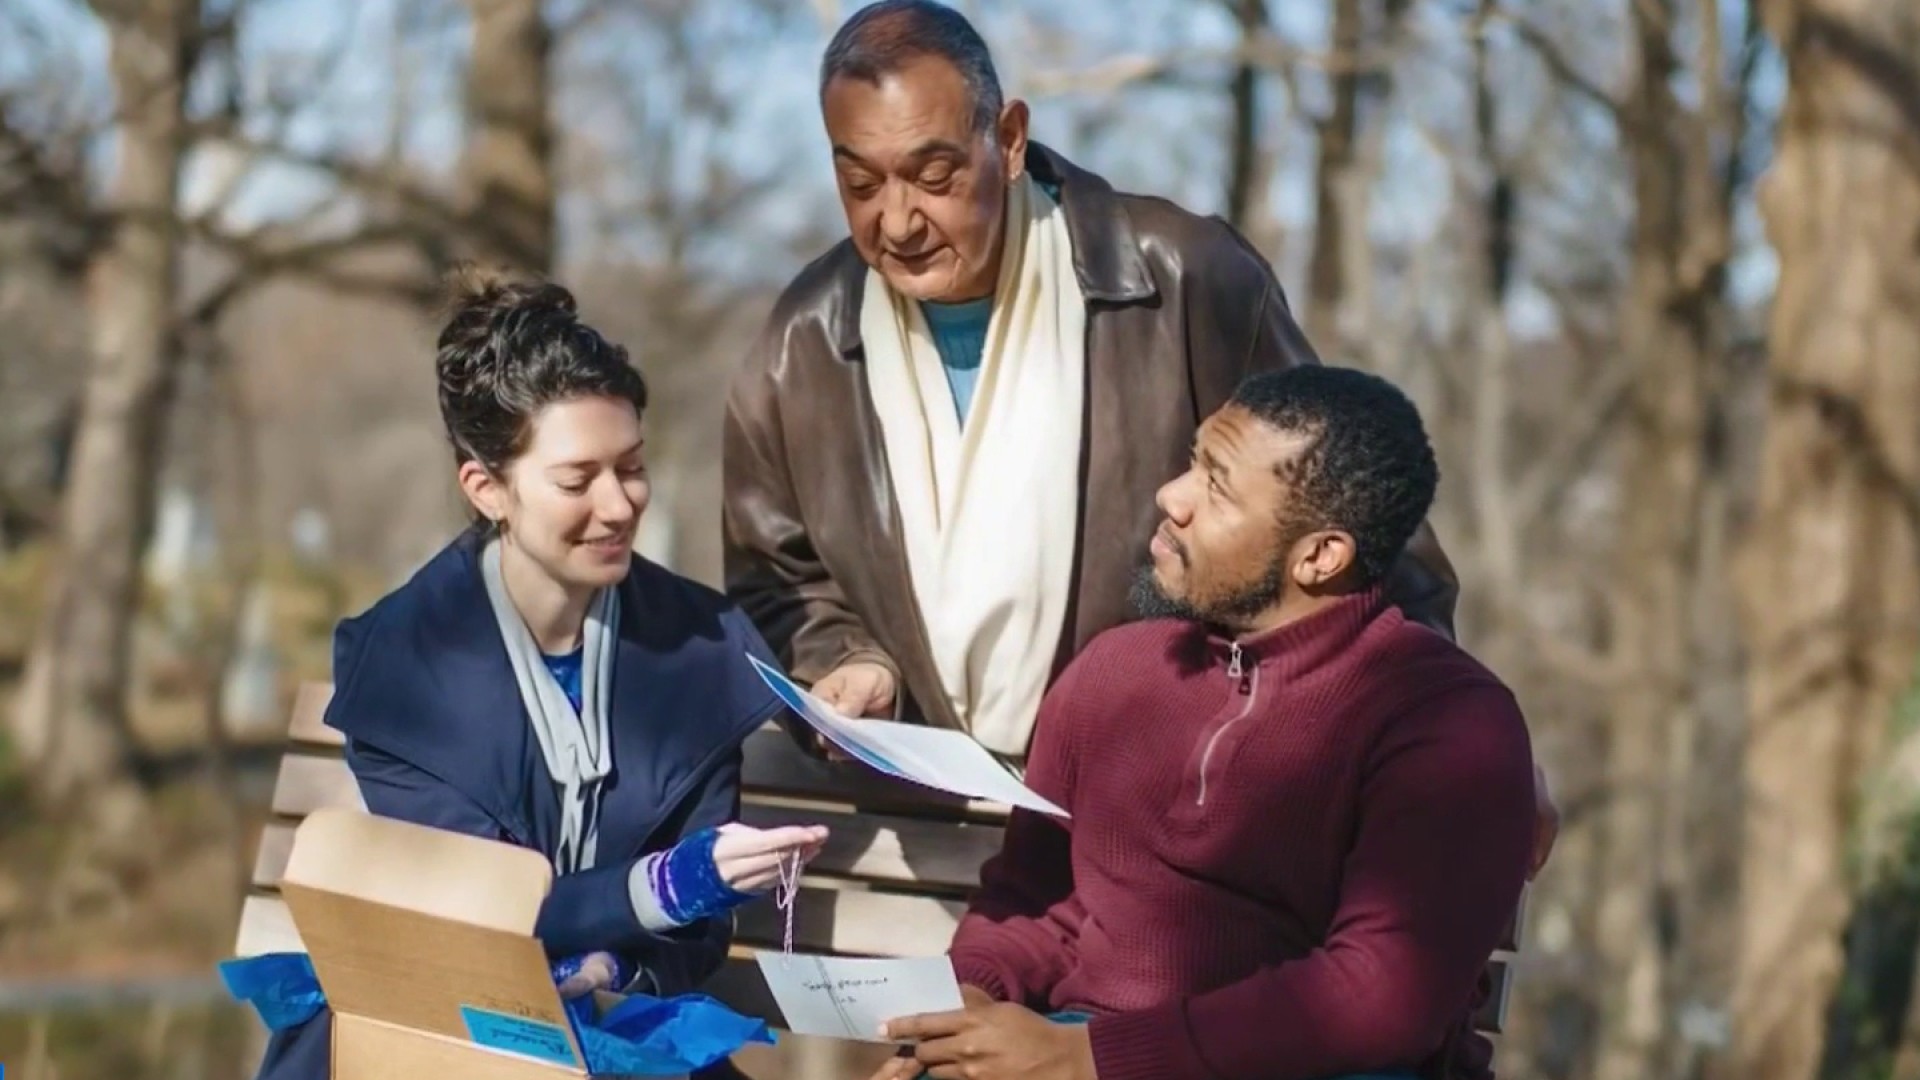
[281, 807, 682, 1079]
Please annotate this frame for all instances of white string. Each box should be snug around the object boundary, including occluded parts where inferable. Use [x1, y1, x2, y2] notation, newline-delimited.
[775, 850, 802, 965]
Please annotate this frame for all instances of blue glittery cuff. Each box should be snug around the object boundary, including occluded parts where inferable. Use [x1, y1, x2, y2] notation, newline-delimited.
[651, 827, 759, 925]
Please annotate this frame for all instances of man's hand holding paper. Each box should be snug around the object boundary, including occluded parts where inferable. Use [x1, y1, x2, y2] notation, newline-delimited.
[748, 656, 1068, 818]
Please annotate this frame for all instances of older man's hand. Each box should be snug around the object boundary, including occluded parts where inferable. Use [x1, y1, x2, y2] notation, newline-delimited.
[868, 1000, 1095, 1080]
[812, 660, 897, 719]
[798, 660, 898, 762]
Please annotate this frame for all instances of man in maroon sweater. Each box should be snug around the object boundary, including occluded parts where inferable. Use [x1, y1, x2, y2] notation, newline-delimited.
[874, 366, 1536, 1080]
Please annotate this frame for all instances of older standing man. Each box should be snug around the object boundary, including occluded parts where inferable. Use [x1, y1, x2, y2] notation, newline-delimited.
[723, 1, 1472, 772]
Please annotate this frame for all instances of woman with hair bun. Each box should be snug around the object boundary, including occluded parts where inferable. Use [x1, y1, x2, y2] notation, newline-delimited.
[255, 268, 825, 1080]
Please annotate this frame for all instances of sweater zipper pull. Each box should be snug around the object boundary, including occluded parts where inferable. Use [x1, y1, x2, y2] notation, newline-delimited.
[1226, 642, 1252, 694]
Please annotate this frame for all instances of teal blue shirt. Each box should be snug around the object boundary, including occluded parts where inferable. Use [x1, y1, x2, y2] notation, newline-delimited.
[915, 178, 1064, 424]
[919, 296, 993, 422]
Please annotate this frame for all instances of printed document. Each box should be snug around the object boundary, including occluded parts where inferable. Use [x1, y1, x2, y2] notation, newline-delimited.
[747, 655, 1068, 818]
[754, 953, 964, 1043]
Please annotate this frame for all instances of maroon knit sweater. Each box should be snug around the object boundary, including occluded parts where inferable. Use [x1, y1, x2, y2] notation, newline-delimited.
[948, 588, 1535, 1080]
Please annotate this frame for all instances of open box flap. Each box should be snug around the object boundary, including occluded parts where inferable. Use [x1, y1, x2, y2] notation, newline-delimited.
[283, 808, 586, 1071]
[283, 806, 550, 930]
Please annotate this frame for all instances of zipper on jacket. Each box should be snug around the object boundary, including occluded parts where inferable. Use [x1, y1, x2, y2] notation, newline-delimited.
[1196, 647, 1259, 807]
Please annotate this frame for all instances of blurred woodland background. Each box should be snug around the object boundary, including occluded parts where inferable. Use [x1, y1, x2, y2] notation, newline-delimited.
[0, 0, 1917, 1078]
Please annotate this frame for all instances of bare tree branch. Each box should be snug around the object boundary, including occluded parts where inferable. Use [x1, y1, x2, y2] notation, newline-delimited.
[1019, 31, 1399, 99]
[1511, 360, 1635, 534]
[1494, 7, 1627, 120]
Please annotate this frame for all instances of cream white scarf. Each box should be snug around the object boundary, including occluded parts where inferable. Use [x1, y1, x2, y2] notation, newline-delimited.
[481, 537, 618, 873]
[860, 173, 1085, 758]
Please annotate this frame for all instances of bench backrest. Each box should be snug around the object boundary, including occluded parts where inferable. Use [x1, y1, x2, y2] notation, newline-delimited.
[237, 682, 1520, 1034]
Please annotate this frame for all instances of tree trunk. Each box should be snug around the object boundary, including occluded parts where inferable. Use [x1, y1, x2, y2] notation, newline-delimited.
[1305, 0, 1362, 355]
[1727, 2, 1920, 1077]
[12, 0, 199, 828]
[1223, 0, 1269, 234]
[459, 0, 555, 273]
[1594, 2, 1739, 1077]
[1460, 0, 1520, 604]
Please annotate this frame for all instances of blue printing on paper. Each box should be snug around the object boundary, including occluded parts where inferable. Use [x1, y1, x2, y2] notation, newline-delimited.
[460, 1004, 580, 1067]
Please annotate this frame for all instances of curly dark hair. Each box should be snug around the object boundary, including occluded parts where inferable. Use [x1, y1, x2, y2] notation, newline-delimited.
[433, 264, 647, 475]
[1229, 365, 1438, 587]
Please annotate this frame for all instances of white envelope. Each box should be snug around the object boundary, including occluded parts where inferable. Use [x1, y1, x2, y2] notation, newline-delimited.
[754, 953, 964, 1043]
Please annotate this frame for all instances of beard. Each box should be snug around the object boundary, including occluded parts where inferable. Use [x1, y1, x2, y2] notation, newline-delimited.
[1129, 552, 1289, 632]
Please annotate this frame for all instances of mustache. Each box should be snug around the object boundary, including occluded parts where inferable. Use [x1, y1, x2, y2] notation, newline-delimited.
[1155, 523, 1189, 565]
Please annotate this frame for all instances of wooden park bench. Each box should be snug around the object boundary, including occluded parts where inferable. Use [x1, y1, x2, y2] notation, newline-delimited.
[234, 681, 1522, 1074]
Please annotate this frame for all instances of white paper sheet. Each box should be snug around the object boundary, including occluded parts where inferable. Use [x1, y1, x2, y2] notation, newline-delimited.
[748, 655, 1069, 818]
[754, 953, 964, 1043]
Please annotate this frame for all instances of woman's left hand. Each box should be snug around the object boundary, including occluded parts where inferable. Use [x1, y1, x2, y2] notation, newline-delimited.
[556, 951, 621, 999]
[713, 822, 829, 892]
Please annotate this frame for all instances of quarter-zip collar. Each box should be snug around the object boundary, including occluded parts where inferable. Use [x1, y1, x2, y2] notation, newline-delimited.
[1178, 584, 1393, 815]
[1202, 584, 1390, 685]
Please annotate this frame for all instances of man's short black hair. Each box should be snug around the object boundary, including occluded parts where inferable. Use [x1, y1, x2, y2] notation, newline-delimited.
[1230, 365, 1439, 587]
[819, 0, 1004, 134]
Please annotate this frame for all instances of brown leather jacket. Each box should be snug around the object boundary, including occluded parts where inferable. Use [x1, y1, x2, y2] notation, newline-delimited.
[722, 143, 1459, 740]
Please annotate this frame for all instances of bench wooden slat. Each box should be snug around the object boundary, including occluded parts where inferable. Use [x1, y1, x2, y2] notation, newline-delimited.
[236, 885, 963, 964]
[278, 681, 1009, 823]
[717, 944, 1552, 1039]
[288, 683, 340, 748]
[235, 893, 305, 957]
[739, 728, 1009, 822]
[731, 887, 965, 957]
[737, 804, 1000, 889]
[261, 749, 1519, 949]
[270, 754, 366, 817]
[252, 807, 1002, 894]
[1476, 957, 1512, 1034]
[1501, 887, 1527, 953]
[619, 951, 1518, 1038]
[234, 898, 1515, 1037]
[252, 823, 298, 889]
[278, 718, 1021, 826]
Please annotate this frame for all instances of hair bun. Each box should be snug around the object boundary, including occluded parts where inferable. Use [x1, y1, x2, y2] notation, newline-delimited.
[431, 263, 647, 477]
[443, 261, 521, 316]
[436, 262, 579, 354]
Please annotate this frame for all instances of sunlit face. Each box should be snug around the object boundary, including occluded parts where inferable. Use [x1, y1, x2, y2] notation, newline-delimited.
[460, 396, 649, 592]
[822, 55, 1028, 303]
[1140, 406, 1356, 631]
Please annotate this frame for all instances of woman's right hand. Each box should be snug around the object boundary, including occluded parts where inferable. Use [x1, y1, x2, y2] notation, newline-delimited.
[712, 822, 828, 893]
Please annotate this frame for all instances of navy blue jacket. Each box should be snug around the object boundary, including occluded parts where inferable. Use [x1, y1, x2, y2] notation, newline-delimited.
[254, 527, 782, 1079]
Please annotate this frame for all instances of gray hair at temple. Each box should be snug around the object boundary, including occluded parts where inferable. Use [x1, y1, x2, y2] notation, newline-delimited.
[818, 0, 1005, 134]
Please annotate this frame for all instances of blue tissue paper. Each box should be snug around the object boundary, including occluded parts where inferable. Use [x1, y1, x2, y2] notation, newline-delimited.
[218, 951, 773, 1076]
[217, 952, 327, 1031]
[583, 992, 775, 1074]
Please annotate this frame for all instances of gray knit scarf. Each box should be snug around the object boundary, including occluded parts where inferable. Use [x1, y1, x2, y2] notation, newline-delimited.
[481, 537, 619, 874]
